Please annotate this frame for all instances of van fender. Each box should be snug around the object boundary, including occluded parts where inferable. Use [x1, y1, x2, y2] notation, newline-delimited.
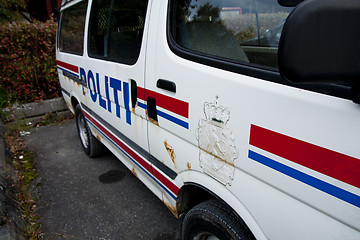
[69, 90, 81, 113]
[177, 170, 267, 240]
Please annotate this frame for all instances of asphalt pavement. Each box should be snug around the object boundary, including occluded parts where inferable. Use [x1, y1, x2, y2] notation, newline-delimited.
[24, 119, 180, 240]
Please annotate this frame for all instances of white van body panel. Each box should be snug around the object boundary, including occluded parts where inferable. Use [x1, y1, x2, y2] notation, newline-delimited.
[145, 0, 360, 239]
[56, 0, 360, 239]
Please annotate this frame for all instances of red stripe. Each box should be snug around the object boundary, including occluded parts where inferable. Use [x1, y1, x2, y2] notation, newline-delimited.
[83, 110, 180, 195]
[137, 86, 189, 118]
[83, 111, 152, 173]
[153, 170, 179, 195]
[56, 60, 79, 73]
[249, 124, 360, 189]
[137, 86, 146, 101]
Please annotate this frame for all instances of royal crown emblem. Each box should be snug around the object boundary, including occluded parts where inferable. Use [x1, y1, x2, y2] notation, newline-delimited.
[204, 100, 231, 125]
[196, 97, 239, 185]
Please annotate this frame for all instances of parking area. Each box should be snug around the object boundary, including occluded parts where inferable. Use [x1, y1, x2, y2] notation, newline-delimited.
[24, 119, 179, 240]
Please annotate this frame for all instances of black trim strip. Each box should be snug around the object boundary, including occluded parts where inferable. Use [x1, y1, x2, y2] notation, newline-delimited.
[148, 155, 177, 180]
[61, 88, 70, 97]
[80, 103, 178, 180]
[63, 70, 86, 86]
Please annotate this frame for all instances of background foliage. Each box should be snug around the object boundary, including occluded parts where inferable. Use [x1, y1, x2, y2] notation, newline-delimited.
[0, 20, 60, 106]
[0, 0, 27, 24]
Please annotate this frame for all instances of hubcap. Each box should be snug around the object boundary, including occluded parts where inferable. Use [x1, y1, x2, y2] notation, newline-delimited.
[194, 233, 220, 240]
[78, 114, 89, 148]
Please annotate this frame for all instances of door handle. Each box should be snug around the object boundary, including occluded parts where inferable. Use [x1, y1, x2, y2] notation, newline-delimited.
[131, 79, 137, 108]
[156, 79, 176, 93]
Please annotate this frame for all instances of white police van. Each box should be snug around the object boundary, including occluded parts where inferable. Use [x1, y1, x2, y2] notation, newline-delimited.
[56, 0, 360, 239]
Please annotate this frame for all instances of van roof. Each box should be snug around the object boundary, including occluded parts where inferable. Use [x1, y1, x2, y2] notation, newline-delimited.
[61, 0, 84, 8]
[61, 0, 83, 8]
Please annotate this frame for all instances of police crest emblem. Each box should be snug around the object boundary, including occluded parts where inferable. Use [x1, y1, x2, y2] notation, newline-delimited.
[196, 98, 239, 185]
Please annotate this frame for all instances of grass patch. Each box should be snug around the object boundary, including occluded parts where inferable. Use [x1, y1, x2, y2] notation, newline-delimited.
[5, 121, 43, 239]
[4, 111, 73, 239]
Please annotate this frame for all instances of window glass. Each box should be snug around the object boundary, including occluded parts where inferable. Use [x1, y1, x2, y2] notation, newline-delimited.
[88, 0, 148, 65]
[88, 0, 111, 58]
[59, 1, 88, 55]
[171, 0, 293, 68]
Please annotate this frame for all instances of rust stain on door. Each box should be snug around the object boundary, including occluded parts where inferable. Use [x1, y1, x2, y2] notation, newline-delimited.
[187, 162, 191, 170]
[131, 167, 138, 177]
[146, 109, 159, 126]
[162, 195, 178, 218]
[164, 140, 176, 164]
[95, 134, 101, 142]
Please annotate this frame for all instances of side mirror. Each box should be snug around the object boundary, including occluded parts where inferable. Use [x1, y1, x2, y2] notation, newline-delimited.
[277, 0, 304, 7]
[278, 0, 360, 85]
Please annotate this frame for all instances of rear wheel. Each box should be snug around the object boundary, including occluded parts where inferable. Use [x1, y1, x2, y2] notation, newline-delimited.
[182, 199, 255, 240]
[75, 105, 103, 157]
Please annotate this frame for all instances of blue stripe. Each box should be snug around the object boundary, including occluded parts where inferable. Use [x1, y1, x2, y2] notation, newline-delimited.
[137, 102, 188, 129]
[85, 116, 177, 201]
[138, 102, 147, 109]
[157, 110, 189, 129]
[57, 66, 79, 78]
[248, 150, 360, 208]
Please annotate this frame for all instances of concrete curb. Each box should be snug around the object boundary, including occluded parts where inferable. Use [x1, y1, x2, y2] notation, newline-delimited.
[0, 97, 70, 239]
[3, 97, 68, 121]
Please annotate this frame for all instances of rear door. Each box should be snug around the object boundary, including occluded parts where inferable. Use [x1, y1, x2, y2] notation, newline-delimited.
[82, 0, 153, 183]
[57, 0, 88, 109]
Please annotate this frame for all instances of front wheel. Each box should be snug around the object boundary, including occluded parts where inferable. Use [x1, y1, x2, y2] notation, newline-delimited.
[75, 105, 104, 157]
[182, 199, 255, 240]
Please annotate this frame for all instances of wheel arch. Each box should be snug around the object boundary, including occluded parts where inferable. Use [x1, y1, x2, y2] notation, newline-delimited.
[69, 92, 81, 113]
[176, 171, 267, 240]
[71, 96, 79, 111]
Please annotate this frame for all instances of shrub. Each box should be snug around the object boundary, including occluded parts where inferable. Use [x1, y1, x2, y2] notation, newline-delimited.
[222, 12, 289, 42]
[0, 20, 60, 104]
[0, 0, 27, 24]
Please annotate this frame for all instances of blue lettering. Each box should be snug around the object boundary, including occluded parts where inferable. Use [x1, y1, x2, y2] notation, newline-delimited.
[96, 73, 107, 110]
[105, 76, 111, 113]
[87, 70, 97, 102]
[80, 68, 87, 96]
[110, 77, 122, 118]
[123, 82, 131, 125]
[80, 68, 87, 84]
[82, 69, 132, 125]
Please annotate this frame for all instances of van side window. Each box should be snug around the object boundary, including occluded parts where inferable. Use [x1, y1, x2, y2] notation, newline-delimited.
[58, 1, 88, 55]
[88, 0, 148, 65]
[170, 0, 293, 68]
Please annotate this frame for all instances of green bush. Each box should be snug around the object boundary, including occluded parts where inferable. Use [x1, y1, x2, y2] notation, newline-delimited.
[0, 20, 60, 104]
[222, 12, 289, 42]
[0, 0, 27, 24]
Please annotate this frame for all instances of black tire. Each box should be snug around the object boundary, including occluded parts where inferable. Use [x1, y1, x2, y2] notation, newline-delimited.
[75, 105, 104, 158]
[182, 199, 255, 240]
